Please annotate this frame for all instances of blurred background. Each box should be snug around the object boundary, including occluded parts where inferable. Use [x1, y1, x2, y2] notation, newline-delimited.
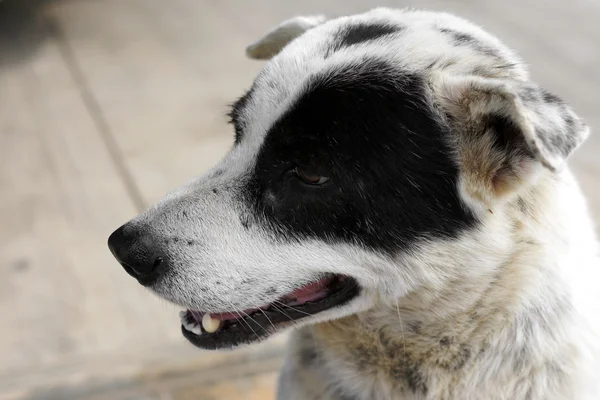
[0, 0, 598, 399]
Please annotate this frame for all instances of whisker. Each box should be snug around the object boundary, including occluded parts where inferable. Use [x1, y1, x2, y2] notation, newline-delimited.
[233, 311, 251, 333]
[258, 308, 277, 331]
[225, 300, 249, 333]
[271, 304, 301, 328]
[271, 304, 295, 321]
[239, 309, 263, 339]
[273, 300, 313, 317]
[395, 300, 407, 360]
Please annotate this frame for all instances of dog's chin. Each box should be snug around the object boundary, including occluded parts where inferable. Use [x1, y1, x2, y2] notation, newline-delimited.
[179, 275, 360, 350]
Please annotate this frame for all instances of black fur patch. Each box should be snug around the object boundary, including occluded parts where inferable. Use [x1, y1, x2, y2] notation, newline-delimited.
[440, 28, 499, 58]
[327, 23, 402, 56]
[534, 97, 583, 159]
[439, 336, 452, 346]
[407, 320, 423, 333]
[242, 58, 476, 254]
[564, 113, 575, 130]
[452, 345, 471, 370]
[516, 87, 583, 159]
[541, 89, 563, 104]
[405, 363, 428, 393]
[265, 287, 277, 295]
[536, 127, 578, 159]
[517, 197, 529, 214]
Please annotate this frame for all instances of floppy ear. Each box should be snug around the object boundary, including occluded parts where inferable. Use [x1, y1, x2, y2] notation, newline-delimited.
[432, 74, 589, 207]
[246, 15, 327, 60]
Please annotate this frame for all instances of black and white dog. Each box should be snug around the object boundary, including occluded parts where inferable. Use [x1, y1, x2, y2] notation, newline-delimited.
[108, 8, 600, 399]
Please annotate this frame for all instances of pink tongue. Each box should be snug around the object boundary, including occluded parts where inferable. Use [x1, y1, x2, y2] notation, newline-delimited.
[200, 277, 333, 322]
[285, 277, 332, 304]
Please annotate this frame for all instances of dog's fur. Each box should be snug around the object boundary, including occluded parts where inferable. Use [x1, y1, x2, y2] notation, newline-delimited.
[121, 8, 600, 399]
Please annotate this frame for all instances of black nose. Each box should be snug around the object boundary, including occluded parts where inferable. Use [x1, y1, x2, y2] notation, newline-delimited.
[107, 224, 166, 285]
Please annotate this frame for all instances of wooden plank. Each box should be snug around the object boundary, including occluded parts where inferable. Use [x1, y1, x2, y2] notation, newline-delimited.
[2, 338, 284, 400]
[170, 372, 278, 400]
[45, 0, 262, 203]
[0, 3, 181, 390]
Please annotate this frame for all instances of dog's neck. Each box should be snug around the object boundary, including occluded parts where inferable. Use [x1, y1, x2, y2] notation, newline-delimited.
[305, 172, 595, 397]
[364, 173, 578, 335]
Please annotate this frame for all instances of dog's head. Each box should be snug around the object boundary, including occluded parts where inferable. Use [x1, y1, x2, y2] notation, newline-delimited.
[108, 9, 588, 349]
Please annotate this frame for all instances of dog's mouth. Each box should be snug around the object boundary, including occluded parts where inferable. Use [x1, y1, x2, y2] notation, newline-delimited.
[180, 274, 359, 349]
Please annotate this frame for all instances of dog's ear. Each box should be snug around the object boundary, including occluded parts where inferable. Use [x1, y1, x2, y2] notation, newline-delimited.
[246, 15, 327, 60]
[432, 74, 589, 207]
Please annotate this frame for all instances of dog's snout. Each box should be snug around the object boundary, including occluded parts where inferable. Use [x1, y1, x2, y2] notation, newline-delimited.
[107, 224, 166, 285]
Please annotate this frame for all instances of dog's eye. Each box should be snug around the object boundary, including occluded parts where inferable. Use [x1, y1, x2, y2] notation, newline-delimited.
[293, 168, 330, 185]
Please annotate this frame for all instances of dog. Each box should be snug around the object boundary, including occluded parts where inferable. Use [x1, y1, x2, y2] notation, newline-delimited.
[108, 8, 600, 399]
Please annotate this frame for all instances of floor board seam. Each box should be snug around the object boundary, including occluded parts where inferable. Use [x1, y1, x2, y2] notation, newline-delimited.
[51, 22, 147, 212]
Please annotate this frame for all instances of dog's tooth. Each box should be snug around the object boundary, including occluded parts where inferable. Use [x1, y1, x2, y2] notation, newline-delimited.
[180, 312, 202, 334]
[182, 318, 193, 330]
[202, 313, 221, 333]
[190, 325, 202, 335]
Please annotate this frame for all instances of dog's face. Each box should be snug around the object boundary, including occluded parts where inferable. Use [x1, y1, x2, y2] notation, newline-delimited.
[108, 9, 588, 349]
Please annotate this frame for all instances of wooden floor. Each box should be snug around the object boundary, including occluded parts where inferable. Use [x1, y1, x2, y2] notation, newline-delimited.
[0, 0, 598, 399]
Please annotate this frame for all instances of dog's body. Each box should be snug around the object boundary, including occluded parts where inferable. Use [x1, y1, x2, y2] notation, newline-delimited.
[279, 170, 600, 399]
[108, 8, 600, 399]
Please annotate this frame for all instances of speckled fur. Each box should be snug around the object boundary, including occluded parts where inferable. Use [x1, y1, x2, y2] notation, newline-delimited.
[245, 9, 599, 400]
[278, 172, 600, 399]
[127, 8, 599, 399]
